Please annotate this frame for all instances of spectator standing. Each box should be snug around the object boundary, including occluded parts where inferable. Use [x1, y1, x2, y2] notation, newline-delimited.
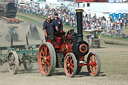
[116, 26, 121, 36]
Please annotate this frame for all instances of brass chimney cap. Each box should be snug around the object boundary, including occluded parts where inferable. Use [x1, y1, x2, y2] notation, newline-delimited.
[75, 9, 84, 12]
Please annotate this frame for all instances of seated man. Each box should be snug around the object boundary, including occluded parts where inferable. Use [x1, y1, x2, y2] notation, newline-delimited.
[43, 15, 58, 41]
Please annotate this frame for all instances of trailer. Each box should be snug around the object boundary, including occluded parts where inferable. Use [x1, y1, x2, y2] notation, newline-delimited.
[0, 36, 40, 74]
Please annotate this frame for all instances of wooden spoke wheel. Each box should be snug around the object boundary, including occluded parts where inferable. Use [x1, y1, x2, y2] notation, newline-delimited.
[87, 52, 101, 76]
[38, 42, 56, 76]
[64, 53, 77, 78]
[8, 51, 19, 75]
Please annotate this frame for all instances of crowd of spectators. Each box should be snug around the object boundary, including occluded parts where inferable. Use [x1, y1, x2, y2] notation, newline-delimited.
[18, 6, 128, 39]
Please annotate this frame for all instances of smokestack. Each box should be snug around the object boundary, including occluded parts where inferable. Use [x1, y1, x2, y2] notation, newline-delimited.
[76, 9, 84, 42]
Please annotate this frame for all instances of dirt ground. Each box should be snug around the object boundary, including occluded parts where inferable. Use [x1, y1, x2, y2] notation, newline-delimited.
[0, 16, 128, 85]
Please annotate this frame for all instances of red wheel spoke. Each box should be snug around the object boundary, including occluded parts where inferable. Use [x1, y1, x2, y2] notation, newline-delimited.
[90, 58, 93, 62]
[67, 59, 70, 64]
[41, 49, 43, 54]
[95, 62, 97, 66]
[46, 56, 50, 61]
[90, 56, 94, 62]
[70, 59, 73, 64]
[45, 61, 50, 68]
[44, 47, 48, 56]
[94, 66, 97, 70]
[70, 63, 74, 67]
[70, 65, 74, 70]
[41, 49, 45, 56]
[41, 55, 44, 58]
[90, 66, 93, 72]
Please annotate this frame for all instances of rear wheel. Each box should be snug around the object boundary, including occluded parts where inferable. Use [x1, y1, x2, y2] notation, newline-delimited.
[64, 53, 77, 78]
[8, 51, 19, 75]
[38, 42, 56, 76]
[47, 43, 56, 74]
[87, 52, 101, 76]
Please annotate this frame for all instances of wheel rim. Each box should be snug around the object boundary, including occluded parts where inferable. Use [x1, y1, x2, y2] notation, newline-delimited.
[87, 52, 101, 76]
[38, 44, 51, 74]
[38, 43, 55, 76]
[8, 51, 19, 75]
[64, 53, 77, 78]
[47, 43, 56, 75]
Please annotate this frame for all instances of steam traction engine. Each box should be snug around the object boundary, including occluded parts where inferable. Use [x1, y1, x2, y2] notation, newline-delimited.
[38, 9, 101, 77]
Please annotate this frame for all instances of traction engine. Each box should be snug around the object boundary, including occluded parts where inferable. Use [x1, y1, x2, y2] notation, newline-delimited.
[38, 9, 101, 77]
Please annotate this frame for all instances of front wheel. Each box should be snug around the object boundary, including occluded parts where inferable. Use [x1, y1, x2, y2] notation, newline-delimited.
[64, 53, 77, 78]
[87, 52, 101, 76]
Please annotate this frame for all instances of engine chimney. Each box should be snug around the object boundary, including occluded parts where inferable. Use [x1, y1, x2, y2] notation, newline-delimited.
[76, 9, 84, 42]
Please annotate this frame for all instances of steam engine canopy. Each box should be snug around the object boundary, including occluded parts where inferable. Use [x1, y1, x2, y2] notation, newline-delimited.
[72, 41, 89, 56]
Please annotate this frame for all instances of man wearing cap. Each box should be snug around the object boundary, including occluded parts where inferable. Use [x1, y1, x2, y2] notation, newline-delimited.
[53, 12, 63, 32]
[43, 15, 58, 41]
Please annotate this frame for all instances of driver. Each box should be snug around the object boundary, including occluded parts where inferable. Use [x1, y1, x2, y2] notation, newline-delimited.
[43, 15, 58, 41]
[52, 12, 63, 32]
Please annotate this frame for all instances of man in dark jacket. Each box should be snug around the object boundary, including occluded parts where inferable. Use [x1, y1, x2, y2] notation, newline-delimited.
[43, 15, 58, 41]
[52, 12, 63, 32]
